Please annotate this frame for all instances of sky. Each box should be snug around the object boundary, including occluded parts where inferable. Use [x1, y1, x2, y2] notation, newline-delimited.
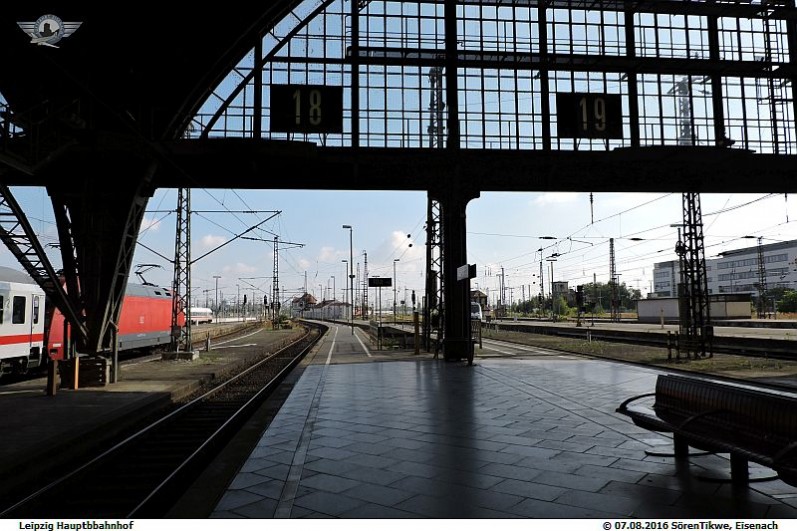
[3, 186, 796, 311]
[3, 4, 795, 310]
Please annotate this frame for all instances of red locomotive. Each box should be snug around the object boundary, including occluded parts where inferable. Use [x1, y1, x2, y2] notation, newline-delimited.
[47, 282, 185, 361]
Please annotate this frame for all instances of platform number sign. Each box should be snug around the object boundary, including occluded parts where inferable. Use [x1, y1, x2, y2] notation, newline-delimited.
[556, 93, 622, 139]
[270, 84, 343, 134]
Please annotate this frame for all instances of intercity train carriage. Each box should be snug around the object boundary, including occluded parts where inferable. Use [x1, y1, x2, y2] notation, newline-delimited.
[0, 266, 45, 375]
[188, 307, 213, 325]
[0, 266, 185, 375]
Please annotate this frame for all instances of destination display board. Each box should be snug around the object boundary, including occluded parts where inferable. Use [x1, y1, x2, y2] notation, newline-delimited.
[368, 277, 392, 287]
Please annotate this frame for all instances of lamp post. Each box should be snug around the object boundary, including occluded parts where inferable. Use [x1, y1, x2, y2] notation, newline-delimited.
[393, 258, 400, 323]
[319, 283, 324, 320]
[342, 225, 354, 334]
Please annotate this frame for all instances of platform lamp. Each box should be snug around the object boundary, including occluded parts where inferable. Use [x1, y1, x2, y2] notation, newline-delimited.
[393, 258, 400, 323]
[342, 225, 354, 334]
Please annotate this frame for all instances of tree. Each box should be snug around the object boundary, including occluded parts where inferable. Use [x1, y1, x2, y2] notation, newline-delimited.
[777, 290, 797, 313]
[582, 281, 639, 312]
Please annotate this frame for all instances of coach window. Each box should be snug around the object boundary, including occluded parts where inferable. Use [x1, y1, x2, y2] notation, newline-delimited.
[33, 296, 40, 324]
[0, 295, 4, 324]
[12, 296, 26, 324]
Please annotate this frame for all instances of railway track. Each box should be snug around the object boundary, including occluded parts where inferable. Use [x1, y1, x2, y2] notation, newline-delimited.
[0, 321, 326, 518]
[482, 321, 797, 360]
[0, 321, 263, 386]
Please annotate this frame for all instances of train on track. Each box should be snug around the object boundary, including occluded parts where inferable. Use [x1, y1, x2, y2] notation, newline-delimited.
[0, 266, 183, 376]
[188, 307, 213, 325]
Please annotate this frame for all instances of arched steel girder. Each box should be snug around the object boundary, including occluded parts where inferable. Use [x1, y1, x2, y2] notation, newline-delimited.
[199, 0, 337, 139]
[45, 155, 157, 355]
[0, 185, 87, 341]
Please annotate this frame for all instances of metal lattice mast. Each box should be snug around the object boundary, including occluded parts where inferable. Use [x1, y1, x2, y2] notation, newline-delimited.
[675, 227, 688, 358]
[609, 238, 620, 322]
[539, 260, 544, 299]
[757, 237, 769, 318]
[763, 3, 783, 154]
[268, 235, 304, 326]
[362, 251, 369, 319]
[681, 193, 712, 358]
[427, 67, 445, 148]
[423, 65, 445, 349]
[273, 235, 280, 326]
[671, 78, 695, 146]
[171, 188, 191, 352]
[423, 197, 444, 350]
[355, 262, 361, 316]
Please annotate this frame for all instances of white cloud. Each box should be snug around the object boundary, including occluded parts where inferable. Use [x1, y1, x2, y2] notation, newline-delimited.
[200, 234, 227, 249]
[298, 258, 312, 270]
[139, 215, 161, 233]
[532, 192, 580, 206]
[222, 263, 257, 275]
[318, 246, 343, 262]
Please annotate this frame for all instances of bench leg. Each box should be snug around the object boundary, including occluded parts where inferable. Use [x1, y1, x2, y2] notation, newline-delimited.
[673, 434, 689, 460]
[730, 453, 749, 485]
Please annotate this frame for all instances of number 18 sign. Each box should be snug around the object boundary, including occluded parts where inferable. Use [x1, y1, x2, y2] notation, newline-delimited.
[556, 92, 623, 139]
[270, 84, 343, 134]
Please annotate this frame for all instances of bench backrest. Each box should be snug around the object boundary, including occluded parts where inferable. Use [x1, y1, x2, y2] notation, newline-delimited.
[654, 374, 797, 440]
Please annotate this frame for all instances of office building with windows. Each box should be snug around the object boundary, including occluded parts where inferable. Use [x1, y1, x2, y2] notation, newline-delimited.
[652, 239, 797, 298]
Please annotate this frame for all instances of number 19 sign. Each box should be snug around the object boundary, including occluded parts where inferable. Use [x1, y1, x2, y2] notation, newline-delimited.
[270, 84, 343, 134]
[556, 92, 622, 139]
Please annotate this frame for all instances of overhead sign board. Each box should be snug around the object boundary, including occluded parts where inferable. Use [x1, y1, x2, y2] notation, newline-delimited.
[556, 92, 623, 139]
[368, 277, 392, 287]
[457, 264, 477, 281]
[270, 84, 343, 134]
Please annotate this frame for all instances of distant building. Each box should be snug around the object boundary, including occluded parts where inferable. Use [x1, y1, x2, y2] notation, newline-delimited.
[552, 281, 575, 305]
[470, 289, 487, 309]
[652, 239, 797, 298]
[638, 294, 752, 323]
[290, 293, 317, 316]
[304, 300, 350, 320]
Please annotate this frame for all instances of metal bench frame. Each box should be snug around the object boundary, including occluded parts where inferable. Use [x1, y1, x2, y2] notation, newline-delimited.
[617, 374, 797, 487]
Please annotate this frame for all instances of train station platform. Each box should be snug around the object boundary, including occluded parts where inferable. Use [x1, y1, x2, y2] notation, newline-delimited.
[0, 324, 301, 504]
[204, 323, 797, 519]
[1, 320, 796, 519]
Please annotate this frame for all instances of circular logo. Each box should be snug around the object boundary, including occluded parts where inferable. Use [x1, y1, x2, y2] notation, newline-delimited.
[34, 14, 65, 45]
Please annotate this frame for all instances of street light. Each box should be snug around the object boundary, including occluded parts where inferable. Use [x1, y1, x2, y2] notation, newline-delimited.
[393, 258, 400, 323]
[342, 225, 354, 334]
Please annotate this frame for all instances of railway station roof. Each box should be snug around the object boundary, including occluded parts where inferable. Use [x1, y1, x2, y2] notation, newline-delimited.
[1, 4, 294, 141]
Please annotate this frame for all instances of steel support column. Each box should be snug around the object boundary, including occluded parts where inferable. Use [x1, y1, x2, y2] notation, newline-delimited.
[438, 183, 479, 362]
[46, 155, 157, 356]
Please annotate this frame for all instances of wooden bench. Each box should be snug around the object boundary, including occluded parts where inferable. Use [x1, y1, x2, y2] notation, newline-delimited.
[616, 374, 797, 487]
